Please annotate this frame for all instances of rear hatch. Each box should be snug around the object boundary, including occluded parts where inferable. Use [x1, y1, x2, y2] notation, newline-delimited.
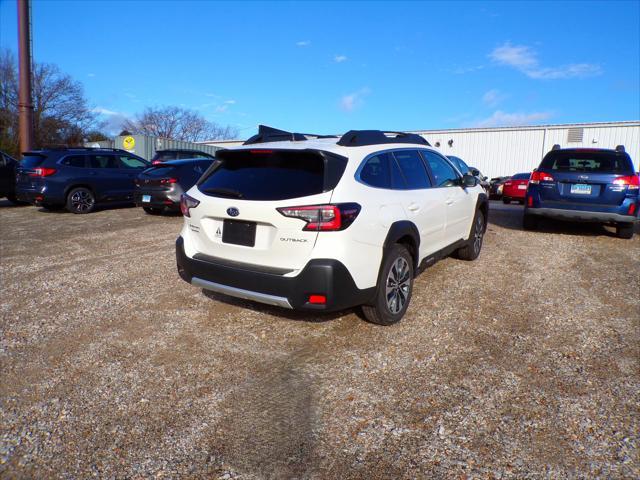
[187, 148, 347, 272]
[535, 150, 637, 207]
[15, 153, 48, 190]
[136, 165, 180, 191]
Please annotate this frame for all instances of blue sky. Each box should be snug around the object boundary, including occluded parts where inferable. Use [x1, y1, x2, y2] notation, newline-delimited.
[1, 0, 639, 138]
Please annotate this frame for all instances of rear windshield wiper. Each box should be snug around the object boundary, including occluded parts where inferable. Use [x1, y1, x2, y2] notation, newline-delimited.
[202, 187, 244, 198]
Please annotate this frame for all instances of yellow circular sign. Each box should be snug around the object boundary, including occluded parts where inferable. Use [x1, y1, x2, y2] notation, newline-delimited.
[123, 136, 135, 150]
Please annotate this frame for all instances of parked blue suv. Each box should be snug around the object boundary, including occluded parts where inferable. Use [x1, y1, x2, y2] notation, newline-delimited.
[524, 145, 639, 239]
[15, 148, 150, 213]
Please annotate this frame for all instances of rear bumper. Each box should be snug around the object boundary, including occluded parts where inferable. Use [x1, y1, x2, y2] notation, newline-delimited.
[175, 236, 375, 312]
[134, 191, 180, 209]
[525, 207, 638, 223]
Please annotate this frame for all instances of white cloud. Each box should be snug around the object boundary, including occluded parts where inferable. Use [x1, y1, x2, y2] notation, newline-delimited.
[489, 42, 602, 79]
[471, 110, 553, 128]
[334, 55, 348, 63]
[339, 87, 371, 112]
[87, 73, 96, 78]
[296, 40, 311, 47]
[92, 107, 130, 134]
[482, 89, 507, 107]
[92, 107, 118, 115]
[224, 99, 236, 104]
[215, 105, 229, 113]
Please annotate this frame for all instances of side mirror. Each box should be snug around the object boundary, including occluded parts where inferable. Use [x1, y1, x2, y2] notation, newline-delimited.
[461, 173, 478, 188]
[469, 167, 480, 177]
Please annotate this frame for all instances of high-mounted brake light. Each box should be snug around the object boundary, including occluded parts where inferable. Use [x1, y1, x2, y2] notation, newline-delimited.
[613, 175, 639, 190]
[530, 171, 554, 184]
[277, 203, 361, 231]
[29, 167, 57, 177]
[180, 193, 200, 217]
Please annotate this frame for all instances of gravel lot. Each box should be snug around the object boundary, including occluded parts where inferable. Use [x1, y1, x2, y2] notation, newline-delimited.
[1, 200, 638, 479]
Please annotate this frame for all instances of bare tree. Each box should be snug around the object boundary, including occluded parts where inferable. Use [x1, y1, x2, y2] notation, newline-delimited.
[0, 48, 105, 156]
[123, 106, 239, 142]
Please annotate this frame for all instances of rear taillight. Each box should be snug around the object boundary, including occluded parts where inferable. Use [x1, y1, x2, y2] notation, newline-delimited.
[613, 175, 640, 190]
[277, 203, 361, 231]
[180, 193, 200, 217]
[152, 160, 162, 165]
[29, 167, 57, 177]
[529, 171, 554, 184]
[504, 181, 512, 186]
[160, 177, 178, 185]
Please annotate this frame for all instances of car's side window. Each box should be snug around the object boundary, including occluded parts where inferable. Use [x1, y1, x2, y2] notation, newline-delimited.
[61, 155, 87, 168]
[393, 150, 431, 189]
[360, 153, 392, 189]
[422, 151, 460, 187]
[89, 155, 118, 169]
[118, 155, 147, 169]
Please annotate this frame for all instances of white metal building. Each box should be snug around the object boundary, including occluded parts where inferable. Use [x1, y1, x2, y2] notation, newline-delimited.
[413, 121, 640, 178]
[201, 121, 640, 178]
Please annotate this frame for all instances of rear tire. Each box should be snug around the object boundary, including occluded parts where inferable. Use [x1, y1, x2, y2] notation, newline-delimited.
[66, 187, 95, 214]
[523, 213, 538, 231]
[616, 223, 634, 239]
[361, 244, 414, 326]
[457, 209, 485, 261]
[143, 206, 164, 215]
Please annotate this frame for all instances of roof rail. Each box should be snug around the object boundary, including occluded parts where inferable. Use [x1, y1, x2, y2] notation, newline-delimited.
[615, 145, 625, 152]
[243, 125, 338, 145]
[552, 144, 561, 150]
[337, 130, 430, 147]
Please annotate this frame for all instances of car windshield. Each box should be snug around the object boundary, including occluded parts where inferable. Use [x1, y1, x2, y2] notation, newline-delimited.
[540, 151, 634, 173]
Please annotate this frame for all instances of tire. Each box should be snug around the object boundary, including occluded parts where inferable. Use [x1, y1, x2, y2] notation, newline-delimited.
[457, 209, 486, 261]
[502, 197, 510, 204]
[143, 206, 164, 215]
[523, 213, 538, 231]
[361, 244, 414, 326]
[616, 223, 634, 239]
[66, 187, 95, 214]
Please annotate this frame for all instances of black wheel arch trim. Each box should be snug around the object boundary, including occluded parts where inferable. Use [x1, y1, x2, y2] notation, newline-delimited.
[382, 220, 421, 271]
[476, 193, 489, 232]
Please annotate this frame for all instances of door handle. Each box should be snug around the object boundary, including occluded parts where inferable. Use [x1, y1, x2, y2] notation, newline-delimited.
[408, 203, 420, 212]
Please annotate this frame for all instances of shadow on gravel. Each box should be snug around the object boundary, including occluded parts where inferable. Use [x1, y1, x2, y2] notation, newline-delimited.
[0, 198, 28, 208]
[487, 201, 639, 237]
[201, 289, 355, 323]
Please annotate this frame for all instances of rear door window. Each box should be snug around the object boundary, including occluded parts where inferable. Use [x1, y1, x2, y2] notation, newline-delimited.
[61, 155, 87, 168]
[359, 153, 406, 190]
[393, 150, 431, 189]
[199, 150, 331, 201]
[89, 155, 118, 169]
[422, 151, 460, 187]
[118, 155, 148, 169]
[541, 151, 634, 173]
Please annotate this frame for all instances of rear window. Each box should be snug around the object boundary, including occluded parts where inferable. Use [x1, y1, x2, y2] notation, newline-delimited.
[540, 151, 634, 174]
[512, 173, 531, 180]
[152, 152, 177, 162]
[199, 150, 344, 201]
[20, 155, 46, 168]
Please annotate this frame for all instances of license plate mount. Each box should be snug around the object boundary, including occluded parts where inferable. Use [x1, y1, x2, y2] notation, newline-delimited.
[570, 184, 592, 195]
[222, 219, 256, 247]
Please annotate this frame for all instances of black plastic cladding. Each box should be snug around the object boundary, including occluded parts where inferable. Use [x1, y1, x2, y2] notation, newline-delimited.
[337, 130, 431, 147]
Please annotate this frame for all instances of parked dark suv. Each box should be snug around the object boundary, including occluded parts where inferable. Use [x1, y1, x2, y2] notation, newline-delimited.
[134, 158, 214, 214]
[0, 150, 21, 203]
[15, 148, 150, 213]
[524, 145, 639, 238]
[151, 149, 216, 164]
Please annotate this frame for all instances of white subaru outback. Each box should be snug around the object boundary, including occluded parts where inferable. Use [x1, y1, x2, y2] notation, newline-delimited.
[176, 126, 488, 325]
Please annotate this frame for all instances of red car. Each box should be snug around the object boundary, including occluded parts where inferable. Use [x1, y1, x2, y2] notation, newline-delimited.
[502, 172, 531, 204]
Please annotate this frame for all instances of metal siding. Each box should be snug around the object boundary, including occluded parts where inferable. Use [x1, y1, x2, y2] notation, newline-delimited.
[417, 122, 639, 177]
[114, 135, 221, 160]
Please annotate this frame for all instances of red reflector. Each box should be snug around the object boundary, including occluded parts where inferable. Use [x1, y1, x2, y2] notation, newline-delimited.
[527, 196, 533, 206]
[308, 295, 326, 305]
[35, 195, 43, 201]
[629, 203, 637, 215]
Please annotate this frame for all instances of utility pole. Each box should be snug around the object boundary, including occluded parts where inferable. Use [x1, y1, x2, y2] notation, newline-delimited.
[17, 0, 34, 153]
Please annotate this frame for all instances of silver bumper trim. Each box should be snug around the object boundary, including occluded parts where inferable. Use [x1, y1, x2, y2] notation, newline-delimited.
[191, 276, 293, 309]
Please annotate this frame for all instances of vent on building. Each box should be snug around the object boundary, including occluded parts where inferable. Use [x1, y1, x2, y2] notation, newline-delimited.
[567, 128, 584, 143]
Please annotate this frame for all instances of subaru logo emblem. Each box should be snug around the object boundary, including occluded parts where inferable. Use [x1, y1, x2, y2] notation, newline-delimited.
[227, 207, 239, 217]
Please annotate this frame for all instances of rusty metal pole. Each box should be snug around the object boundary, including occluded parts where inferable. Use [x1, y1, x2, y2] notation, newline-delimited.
[17, 0, 34, 153]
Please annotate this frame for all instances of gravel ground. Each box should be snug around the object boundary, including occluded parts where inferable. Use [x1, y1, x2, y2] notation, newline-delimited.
[1, 200, 638, 479]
